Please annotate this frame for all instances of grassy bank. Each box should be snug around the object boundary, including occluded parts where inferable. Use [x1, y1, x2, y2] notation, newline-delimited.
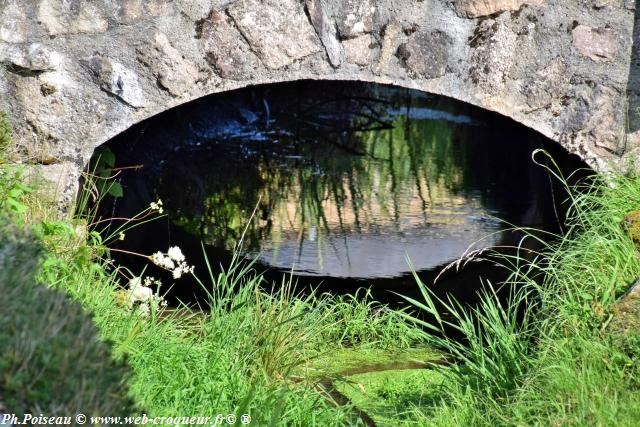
[402, 168, 640, 426]
[0, 160, 428, 424]
[3, 120, 640, 425]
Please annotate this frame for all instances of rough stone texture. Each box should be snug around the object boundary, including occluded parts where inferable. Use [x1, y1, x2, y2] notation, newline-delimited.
[398, 31, 452, 79]
[343, 34, 376, 66]
[626, 0, 640, 153]
[0, 2, 27, 43]
[0, 0, 636, 210]
[572, 25, 619, 62]
[200, 10, 260, 81]
[116, 0, 174, 25]
[137, 33, 199, 97]
[23, 162, 81, 211]
[84, 55, 148, 108]
[336, 0, 376, 39]
[38, 0, 109, 36]
[306, 0, 345, 67]
[372, 22, 403, 76]
[227, 0, 321, 69]
[611, 278, 640, 335]
[1, 43, 62, 72]
[454, 0, 546, 18]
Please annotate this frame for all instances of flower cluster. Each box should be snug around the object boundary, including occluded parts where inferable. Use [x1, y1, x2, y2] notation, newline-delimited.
[149, 246, 194, 279]
[127, 276, 167, 318]
[149, 199, 164, 214]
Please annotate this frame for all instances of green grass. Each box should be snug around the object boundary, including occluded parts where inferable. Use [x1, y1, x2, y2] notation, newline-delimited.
[335, 369, 445, 427]
[4, 120, 640, 426]
[400, 163, 640, 426]
[305, 346, 440, 377]
[0, 161, 426, 424]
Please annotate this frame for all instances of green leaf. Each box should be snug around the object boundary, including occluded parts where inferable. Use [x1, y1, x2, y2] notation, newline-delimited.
[107, 182, 123, 198]
[100, 148, 116, 168]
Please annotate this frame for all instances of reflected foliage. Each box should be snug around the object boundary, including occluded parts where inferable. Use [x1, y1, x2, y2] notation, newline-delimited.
[97, 80, 586, 300]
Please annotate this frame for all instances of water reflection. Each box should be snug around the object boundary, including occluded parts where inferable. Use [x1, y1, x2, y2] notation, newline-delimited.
[98, 81, 586, 304]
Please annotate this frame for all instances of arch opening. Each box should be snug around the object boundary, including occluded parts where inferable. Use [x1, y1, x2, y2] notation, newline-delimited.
[86, 80, 591, 307]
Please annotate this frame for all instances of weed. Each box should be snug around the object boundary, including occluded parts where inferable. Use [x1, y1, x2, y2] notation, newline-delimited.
[400, 162, 640, 425]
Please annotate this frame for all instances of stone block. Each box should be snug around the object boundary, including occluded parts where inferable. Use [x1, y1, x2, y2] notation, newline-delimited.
[138, 33, 199, 97]
[344, 34, 376, 66]
[453, 0, 546, 18]
[0, 1, 28, 43]
[572, 25, 619, 62]
[306, 0, 344, 68]
[227, 0, 321, 69]
[335, 0, 376, 39]
[397, 31, 452, 79]
[85, 55, 147, 108]
[3, 44, 62, 73]
[200, 10, 260, 80]
[38, 0, 108, 36]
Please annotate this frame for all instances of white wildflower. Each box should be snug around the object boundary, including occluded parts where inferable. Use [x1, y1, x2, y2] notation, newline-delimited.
[167, 246, 185, 262]
[149, 247, 194, 279]
[128, 276, 142, 289]
[124, 275, 167, 319]
[150, 199, 164, 214]
[131, 284, 153, 302]
[162, 257, 175, 270]
[138, 303, 150, 318]
[143, 276, 162, 287]
[150, 251, 164, 265]
[150, 251, 175, 270]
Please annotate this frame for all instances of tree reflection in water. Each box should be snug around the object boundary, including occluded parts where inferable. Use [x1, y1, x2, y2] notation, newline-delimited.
[98, 81, 588, 305]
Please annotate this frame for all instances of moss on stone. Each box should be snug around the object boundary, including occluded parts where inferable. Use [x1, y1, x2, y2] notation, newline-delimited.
[0, 112, 12, 159]
[621, 210, 640, 251]
[611, 279, 640, 335]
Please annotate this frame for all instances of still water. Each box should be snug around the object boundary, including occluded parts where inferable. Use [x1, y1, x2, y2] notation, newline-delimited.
[95, 81, 587, 306]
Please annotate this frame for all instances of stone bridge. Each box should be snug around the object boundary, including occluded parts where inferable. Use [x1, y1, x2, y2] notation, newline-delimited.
[0, 0, 638, 207]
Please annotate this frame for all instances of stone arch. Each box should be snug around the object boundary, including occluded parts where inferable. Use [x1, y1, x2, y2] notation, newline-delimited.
[0, 0, 636, 208]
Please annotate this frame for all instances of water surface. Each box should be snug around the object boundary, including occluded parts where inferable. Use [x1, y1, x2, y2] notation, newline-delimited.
[96, 81, 587, 306]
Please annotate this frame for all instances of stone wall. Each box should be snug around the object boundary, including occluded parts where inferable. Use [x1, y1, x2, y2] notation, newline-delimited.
[0, 0, 636, 208]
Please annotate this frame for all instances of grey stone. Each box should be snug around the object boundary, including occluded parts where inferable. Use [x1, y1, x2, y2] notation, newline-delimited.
[372, 21, 403, 75]
[397, 31, 452, 79]
[522, 57, 570, 110]
[227, 0, 321, 69]
[3, 44, 62, 72]
[200, 10, 260, 80]
[0, 1, 28, 43]
[572, 25, 619, 62]
[137, 33, 199, 97]
[336, 0, 376, 39]
[116, 0, 174, 25]
[610, 277, 640, 335]
[23, 162, 80, 212]
[344, 34, 376, 66]
[306, 0, 345, 68]
[557, 83, 624, 155]
[453, 0, 546, 18]
[469, 19, 518, 91]
[85, 55, 147, 108]
[38, 0, 108, 36]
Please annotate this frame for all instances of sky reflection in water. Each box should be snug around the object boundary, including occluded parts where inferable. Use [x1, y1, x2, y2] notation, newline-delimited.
[100, 81, 585, 299]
